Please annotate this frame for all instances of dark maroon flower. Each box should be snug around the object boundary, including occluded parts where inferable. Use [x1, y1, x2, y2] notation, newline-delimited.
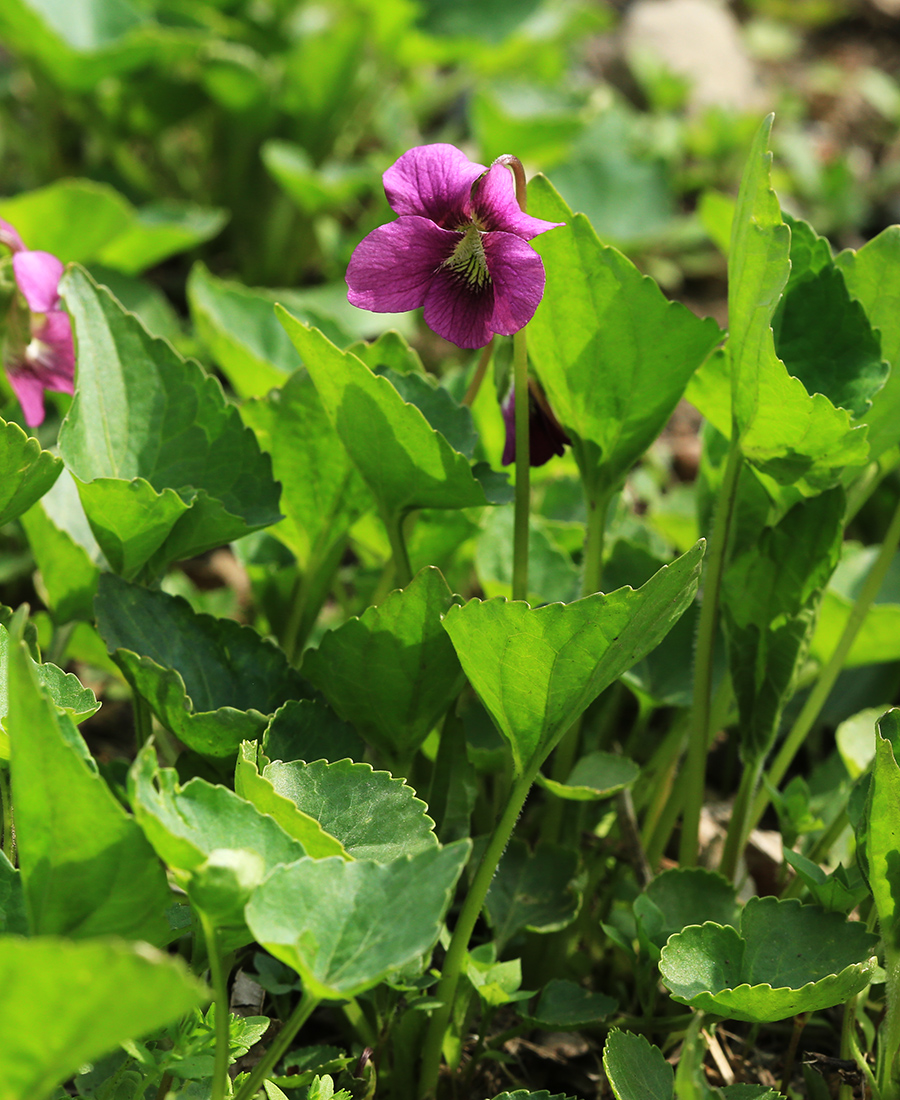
[346, 144, 562, 349]
[501, 382, 571, 467]
[0, 216, 75, 427]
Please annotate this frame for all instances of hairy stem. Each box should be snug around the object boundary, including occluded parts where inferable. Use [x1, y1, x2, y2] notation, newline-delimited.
[719, 754, 764, 883]
[418, 761, 540, 1098]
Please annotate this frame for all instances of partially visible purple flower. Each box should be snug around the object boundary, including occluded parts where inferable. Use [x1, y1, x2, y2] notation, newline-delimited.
[0, 217, 75, 427]
[502, 382, 571, 467]
[346, 144, 562, 349]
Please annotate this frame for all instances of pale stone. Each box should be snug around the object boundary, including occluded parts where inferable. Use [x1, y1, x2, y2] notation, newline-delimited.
[623, 0, 766, 112]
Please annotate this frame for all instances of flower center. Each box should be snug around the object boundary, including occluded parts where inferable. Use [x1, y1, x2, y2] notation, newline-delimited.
[442, 225, 490, 290]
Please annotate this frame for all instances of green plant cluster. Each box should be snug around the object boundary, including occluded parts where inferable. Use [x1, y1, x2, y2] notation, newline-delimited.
[6, 2, 900, 1100]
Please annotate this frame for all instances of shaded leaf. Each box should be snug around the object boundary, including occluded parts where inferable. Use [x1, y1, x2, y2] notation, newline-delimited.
[302, 567, 465, 760]
[96, 574, 308, 758]
[484, 839, 580, 951]
[263, 699, 365, 764]
[536, 751, 639, 801]
[524, 979, 617, 1029]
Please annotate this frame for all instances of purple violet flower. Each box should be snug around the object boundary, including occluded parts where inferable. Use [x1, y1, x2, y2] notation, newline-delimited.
[346, 144, 562, 349]
[502, 382, 571, 467]
[0, 217, 75, 427]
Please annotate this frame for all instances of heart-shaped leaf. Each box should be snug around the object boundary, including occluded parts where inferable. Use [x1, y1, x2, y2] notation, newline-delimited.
[301, 566, 465, 761]
[442, 541, 704, 776]
[0, 418, 62, 526]
[95, 574, 308, 758]
[0, 936, 206, 1100]
[244, 840, 470, 999]
[58, 265, 281, 579]
[263, 699, 365, 764]
[659, 896, 878, 1021]
[6, 640, 170, 943]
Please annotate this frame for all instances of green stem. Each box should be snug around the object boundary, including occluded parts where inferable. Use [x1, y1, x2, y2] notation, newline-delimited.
[418, 761, 541, 1098]
[198, 912, 231, 1100]
[282, 534, 348, 665]
[0, 764, 14, 864]
[719, 754, 763, 883]
[680, 436, 743, 867]
[462, 341, 493, 407]
[134, 694, 154, 755]
[385, 510, 413, 589]
[749, 490, 900, 835]
[233, 990, 320, 1100]
[46, 620, 76, 667]
[512, 328, 530, 603]
[879, 947, 900, 1100]
[582, 486, 613, 598]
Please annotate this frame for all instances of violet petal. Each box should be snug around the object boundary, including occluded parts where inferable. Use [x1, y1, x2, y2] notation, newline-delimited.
[13, 250, 64, 313]
[483, 232, 547, 336]
[346, 217, 457, 314]
[423, 266, 495, 349]
[471, 164, 564, 240]
[6, 365, 49, 427]
[383, 144, 486, 228]
[31, 309, 76, 387]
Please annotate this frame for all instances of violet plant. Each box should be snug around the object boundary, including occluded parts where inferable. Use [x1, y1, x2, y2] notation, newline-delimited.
[4, 112, 900, 1100]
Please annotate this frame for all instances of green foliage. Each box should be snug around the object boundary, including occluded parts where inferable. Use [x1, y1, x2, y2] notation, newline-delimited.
[660, 896, 879, 1021]
[244, 841, 470, 999]
[59, 266, 282, 580]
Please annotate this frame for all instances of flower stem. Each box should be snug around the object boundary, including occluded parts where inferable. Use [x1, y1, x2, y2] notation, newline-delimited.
[748, 489, 900, 836]
[385, 509, 413, 589]
[879, 947, 900, 1100]
[680, 434, 742, 867]
[0, 764, 14, 864]
[718, 753, 763, 883]
[418, 761, 540, 1099]
[512, 328, 530, 603]
[233, 990, 320, 1100]
[581, 488, 611, 598]
[462, 341, 493, 407]
[494, 155, 527, 212]
[198, 911, 231, 1100]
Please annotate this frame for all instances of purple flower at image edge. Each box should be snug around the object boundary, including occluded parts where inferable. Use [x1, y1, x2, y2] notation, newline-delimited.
[0, 217, 75, 427]
[501, 384, 571, 468]
[346, 144, 563, 349]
